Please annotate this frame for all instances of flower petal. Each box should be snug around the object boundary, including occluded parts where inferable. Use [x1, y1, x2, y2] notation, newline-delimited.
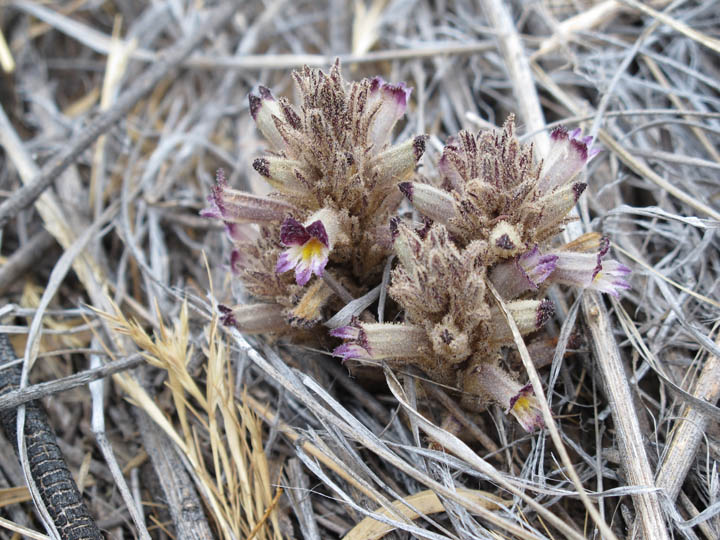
[333, 343, 371, 362]
[295, 262, 313, 287]
[249, 86, 285, 149]
[305, 220, 329, 247]
[548, 237, 631, 297]
[490, 246, 559, 299]
[591, 259, 632, 297]
[276, 214, 338, 286]
[538, 126, 596, 194]
[280, 217, 311, 246]
[520, 246, 558, 288]
[509, 384, 545, 432]
[329, 325, 361, 340]
[368, 77, 412, 149]
[275, 248, 300, 274]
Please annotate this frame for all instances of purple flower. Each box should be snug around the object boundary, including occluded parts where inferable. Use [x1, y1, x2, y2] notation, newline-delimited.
[331, 322, 428, 363]
[276, 217, 331, 286]
[538, 126, 599, 194]
[329, 325, 362, 340]
[367, 77, 412, 150]
[199, 169, 230, 221]
[333, 343, 371, 363]
[465, 362, 545, 432]
[549, 237, 631, 297]
[508, 384, 545, 432]
[590, 258, 632, 297]
[490, 246, 560, 299]
[201, 168, 296, 226]
[519, 246, 559, 289]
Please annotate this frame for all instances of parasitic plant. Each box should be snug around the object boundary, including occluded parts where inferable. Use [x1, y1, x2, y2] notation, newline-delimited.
[203, 64, 630, 433]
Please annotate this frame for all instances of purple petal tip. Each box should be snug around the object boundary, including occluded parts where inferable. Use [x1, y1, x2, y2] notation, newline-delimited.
[550, 126, 569, 141]
[536, 299, 555, 328]
[280, 217, 310, 246]
[305, 220, 329, 247]
[398, 182, 413, 201]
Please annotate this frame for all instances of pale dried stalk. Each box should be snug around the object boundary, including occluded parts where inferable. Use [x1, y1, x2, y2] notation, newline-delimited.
[0, 354, 143, 411]
[0, 103, 107, 297]
[656, 332, 720, 502]
[89, 352, 151, 540]
[641, 56, 720, 163]
[0, 2, 238, 229]
[534, 0, 674, 58]
[0, 515, 50, 540]
[135, 411, 214, 540]
[582, 292, 669, 540]
[0, 26, 15, 72]
[8, 3, 494, 70]
[618, 0, 720, 54]
[0, 231, 56, 294]
[242, 394, 416, 528]
[89, 19, 137, 216]
[479, 0, 548, 154]
[343, 488, 507, 540]
[534, 1, 627, 57]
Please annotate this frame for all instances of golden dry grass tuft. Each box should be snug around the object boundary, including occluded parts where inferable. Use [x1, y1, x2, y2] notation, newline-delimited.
[98, 300, 284, 540]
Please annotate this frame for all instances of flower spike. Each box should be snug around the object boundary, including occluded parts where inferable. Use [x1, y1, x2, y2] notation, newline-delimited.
[203, 65, 631, 443]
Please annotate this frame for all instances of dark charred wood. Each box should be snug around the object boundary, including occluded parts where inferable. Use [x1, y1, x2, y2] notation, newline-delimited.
[0, 333, 102, 540]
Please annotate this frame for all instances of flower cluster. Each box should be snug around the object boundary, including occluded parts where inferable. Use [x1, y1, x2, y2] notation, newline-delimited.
[332, 118, 630, 432]
[202, 61, 426, 333]
[203, 63, 631, 434]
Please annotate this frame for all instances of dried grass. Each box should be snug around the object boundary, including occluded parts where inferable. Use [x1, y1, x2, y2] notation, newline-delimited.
[1, 1, 719, 539]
